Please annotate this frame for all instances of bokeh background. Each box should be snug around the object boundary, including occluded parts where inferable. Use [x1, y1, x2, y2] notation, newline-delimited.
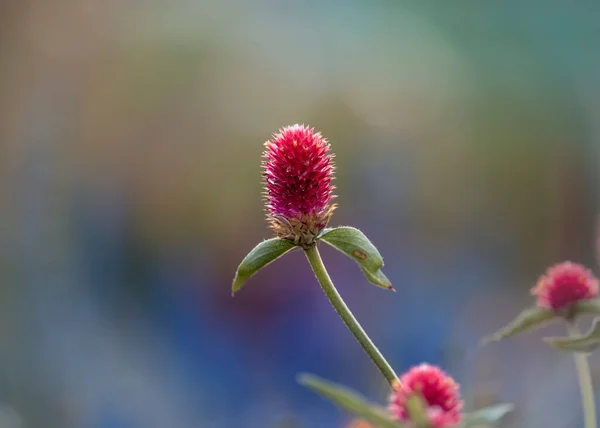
[1, 1, 600, 427]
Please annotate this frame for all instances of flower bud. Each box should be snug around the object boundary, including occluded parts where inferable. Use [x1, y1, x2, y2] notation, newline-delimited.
[389, 364, 462, 427]
[263, 124, 336, 248]
[531, 261, 599, 311]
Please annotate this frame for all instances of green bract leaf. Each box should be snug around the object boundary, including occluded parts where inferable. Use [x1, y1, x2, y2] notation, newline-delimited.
[232, 238, 296, 295]
[482, 306, 556, 344]
[545, 318, 600, 353]
[297, 373, 404, 428]
[570, 300, 600, 318]
[319, 226, 393, 290]
[462, 403, 514, 427]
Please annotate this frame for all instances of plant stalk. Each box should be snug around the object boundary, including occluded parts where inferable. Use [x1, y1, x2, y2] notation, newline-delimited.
[305, 245, 398, 384]
[568, 322, 597, 428]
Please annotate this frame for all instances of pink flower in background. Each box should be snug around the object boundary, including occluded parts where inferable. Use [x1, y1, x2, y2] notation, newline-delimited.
[263, 124, 336, 248]
[531, 261, 599, 311]
[389, 364, 462, 427]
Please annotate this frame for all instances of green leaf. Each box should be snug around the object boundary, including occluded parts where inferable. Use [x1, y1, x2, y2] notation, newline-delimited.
[462, 403, 514, 427]
[319, 227, 393, 290]
[360, 267, 393, 291]
[570, 300, 600, 318]
[545, 317, 600, 353]
[482, 306, 556, 344]
[232, 238, 296, 295]
[405, 395, 430, 428]
[297, 373, 404, 428]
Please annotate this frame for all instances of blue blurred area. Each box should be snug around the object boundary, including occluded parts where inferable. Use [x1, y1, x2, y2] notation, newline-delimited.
[1, 1, 600, 427]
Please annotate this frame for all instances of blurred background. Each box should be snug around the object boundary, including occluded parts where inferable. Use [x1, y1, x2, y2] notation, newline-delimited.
[1, 1, 600, 427]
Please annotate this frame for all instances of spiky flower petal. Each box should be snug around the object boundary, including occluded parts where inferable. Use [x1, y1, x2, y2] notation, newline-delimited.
[263, 124, 336, 248]
[389, 364, 462, 428]
[531, 261, 599, 311]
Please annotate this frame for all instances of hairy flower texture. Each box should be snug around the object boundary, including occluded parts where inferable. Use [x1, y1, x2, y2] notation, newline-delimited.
[263, 124, 336, 248]
[389, 364, 462, 428]
[531, 261, 599, 311]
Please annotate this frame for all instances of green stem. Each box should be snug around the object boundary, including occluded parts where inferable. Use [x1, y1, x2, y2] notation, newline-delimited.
[568, 322, 597, 428]
[305, 245, 398, 384]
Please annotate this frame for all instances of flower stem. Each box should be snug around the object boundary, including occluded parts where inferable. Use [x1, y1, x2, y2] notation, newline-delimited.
[568, 322, 597, 428]
[304, 245, 398, 385]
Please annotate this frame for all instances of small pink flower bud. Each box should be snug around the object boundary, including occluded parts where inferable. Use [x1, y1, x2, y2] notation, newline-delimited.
[389, 364, 463, 428]
[263, 124, 336, 248]
[531, 261, 599, 311]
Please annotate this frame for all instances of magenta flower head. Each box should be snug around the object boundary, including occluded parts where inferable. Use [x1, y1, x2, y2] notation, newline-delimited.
[263, 124, 336, 248]
[531, 261, 599, 311]
[235, 123, 396, 404]
[389, 364, 463, 428]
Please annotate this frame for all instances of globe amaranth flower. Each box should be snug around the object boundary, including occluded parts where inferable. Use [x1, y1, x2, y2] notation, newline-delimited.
[531, 261, 599, 311]
[263, 124, 336, 248]
[389, 364, 462, 428]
